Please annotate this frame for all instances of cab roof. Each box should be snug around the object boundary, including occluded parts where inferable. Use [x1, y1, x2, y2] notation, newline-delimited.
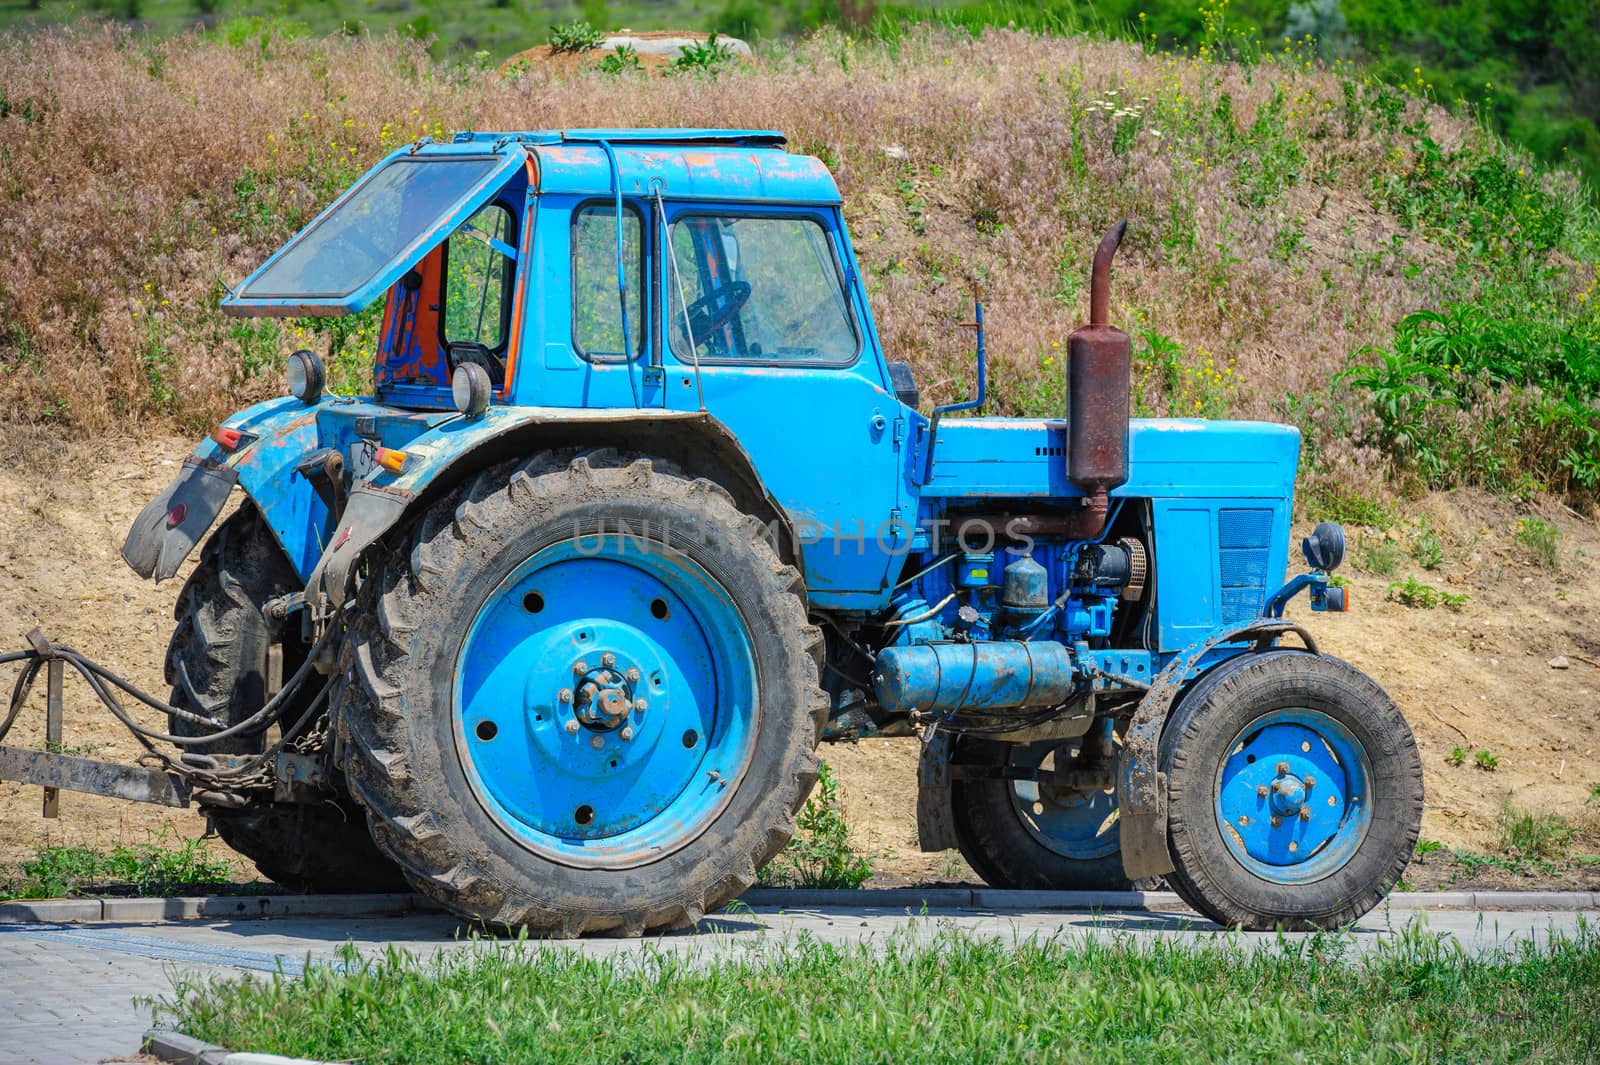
[448, 128, 842, 206]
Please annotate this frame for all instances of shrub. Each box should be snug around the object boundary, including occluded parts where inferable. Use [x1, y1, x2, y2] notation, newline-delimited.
[595, 43, 641, 75]
[547, 20, 604, 55]
[1515, 517, 1562, 570]
[755, 762, 872, 889]
[1386, 575, 1468, 610]
[670, 33, 738, 76]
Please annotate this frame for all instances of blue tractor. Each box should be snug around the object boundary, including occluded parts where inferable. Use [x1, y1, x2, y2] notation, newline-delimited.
[107, 129, 1421, 932]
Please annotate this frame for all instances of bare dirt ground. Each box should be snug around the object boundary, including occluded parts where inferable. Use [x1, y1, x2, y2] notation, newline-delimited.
[1, 427, 1596, 890]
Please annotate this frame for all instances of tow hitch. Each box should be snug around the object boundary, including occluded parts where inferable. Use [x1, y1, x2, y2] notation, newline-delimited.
[0, 626, 336, 815]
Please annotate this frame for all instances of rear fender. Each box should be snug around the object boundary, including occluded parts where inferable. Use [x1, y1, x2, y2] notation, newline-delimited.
[308, 406, 796, 616]
[123, 398, 326, 582]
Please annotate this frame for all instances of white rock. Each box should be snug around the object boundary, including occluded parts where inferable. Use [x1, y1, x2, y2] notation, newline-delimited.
[1549, 656, 1570, 670]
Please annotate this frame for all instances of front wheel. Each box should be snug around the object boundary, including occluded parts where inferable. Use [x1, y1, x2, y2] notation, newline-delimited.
[1161, 650, 1423, 930]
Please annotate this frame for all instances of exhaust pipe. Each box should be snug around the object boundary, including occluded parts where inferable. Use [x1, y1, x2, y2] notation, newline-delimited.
[1065, 221, 1131, 536]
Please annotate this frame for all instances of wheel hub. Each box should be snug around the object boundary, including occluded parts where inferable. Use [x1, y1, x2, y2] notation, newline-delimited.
[569, 659, 642, 732]
[1215, 708, 1373, 883]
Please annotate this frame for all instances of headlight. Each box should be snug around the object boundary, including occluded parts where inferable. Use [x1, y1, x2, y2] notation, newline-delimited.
[452, 363, 492, 418]
[287, 349, 325, 404]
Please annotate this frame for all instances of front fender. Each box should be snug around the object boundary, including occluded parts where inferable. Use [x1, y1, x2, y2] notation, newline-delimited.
[307, 406, 793, 615]
[122, 398, 325, 582]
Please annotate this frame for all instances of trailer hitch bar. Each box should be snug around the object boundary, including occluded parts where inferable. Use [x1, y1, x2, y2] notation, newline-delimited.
[0, 626, 334, 812]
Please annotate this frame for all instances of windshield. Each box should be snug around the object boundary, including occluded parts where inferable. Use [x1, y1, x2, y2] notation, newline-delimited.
[238, 156, 504, 300]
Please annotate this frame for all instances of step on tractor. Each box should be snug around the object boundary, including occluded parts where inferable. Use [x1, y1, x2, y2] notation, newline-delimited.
[1, 129, 1424, 934]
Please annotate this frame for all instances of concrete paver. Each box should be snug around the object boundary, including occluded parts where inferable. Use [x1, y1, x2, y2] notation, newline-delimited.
[1, 905, 1592, 1065]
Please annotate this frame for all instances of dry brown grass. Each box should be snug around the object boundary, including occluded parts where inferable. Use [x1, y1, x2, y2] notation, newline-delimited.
[0, 23, 1572, 502]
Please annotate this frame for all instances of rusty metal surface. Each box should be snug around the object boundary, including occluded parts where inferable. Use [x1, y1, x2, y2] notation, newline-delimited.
[1115, 619, 1319, 880]
[1065, 222, 1132, 542]
[0, 746, 192, 809]
[42, 659, 61, 818]
[915, 729, 960, 853]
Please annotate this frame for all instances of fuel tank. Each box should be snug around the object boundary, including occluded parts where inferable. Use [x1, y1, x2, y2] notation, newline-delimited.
[871, 640, 1075, 715]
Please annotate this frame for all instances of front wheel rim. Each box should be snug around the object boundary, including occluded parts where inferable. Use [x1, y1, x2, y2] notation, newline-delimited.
[1213, 707, 1373, 884]
[452, 534, 758, 869]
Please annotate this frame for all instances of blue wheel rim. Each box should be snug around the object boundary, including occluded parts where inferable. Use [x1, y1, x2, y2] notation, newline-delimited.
[1010, 744, 1121, 861]
[452, 533, 757, 868]
[1213, 708, 1372, 884]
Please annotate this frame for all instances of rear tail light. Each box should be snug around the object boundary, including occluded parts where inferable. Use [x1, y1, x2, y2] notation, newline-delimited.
[212, 426, 244, 450]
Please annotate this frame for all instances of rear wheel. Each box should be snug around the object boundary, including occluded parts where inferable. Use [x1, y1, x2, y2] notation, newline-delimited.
[337, 450, 827, 935]
[951, 728, 1136, 891]
[166, 504, 407, 893]
[1161, 650, 1423, 929]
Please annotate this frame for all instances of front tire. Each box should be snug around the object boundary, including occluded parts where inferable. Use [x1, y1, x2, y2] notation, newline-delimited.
[1161, 650, 1423, 930]
[338, 451, 827, 935]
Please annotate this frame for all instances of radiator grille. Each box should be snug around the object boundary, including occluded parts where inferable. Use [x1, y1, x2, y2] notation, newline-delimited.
[1219, 508, 1273, 622]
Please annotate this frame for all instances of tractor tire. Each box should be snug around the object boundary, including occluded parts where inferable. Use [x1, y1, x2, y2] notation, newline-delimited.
[337, 450, 827, 936]
[950, 736, 1137, 891]
[166, 504, 408, 894]
[1160, 649, 1423, 930]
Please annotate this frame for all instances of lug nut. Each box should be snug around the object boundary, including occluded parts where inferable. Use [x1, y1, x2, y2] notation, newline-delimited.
[601, 652, 616, 668]
[558, 688, 573, 704]
[564, 720, 580, 734]
[620, 726, 634, 741]
[1271, 815, 1282, 827]
[573, 660, 588, 675]
[590, 735, 604, 750]
[1299, 806, 1312, 821]
[1276, 762, 1291, 775]
[1303, 775, 1315, 788]
[633, 698, 647, 712]
[625, 667, 641, 683]
[1256, 785, 1269, 799]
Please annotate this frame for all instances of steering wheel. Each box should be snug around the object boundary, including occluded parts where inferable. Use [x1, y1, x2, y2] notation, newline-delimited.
[682, 281, 752, 347]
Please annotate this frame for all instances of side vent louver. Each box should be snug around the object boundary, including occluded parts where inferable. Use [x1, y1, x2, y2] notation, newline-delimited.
[1219, 508, 1273, 623]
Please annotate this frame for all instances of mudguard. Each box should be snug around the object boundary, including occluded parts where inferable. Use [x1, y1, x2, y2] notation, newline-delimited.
[1116, 618, 1319, 880]
[122, 397, 327, 583]
[305, 406, 788, 616]
[122, 458, 239, 582]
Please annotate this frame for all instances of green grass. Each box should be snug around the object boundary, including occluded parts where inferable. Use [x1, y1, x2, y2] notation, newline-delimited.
[1497, 801, 1576, 863]
[154, 921, 1600, 1064]
[0, 838, 236, 900]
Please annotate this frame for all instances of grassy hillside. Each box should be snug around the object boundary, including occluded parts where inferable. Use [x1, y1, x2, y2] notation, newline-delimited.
[0, 25, 1595, 510]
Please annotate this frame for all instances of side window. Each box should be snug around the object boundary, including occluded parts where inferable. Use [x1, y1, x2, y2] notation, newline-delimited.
[572, 203, 645, 361]
[668, 215, 858, 364]
[443, 203, 515, 350]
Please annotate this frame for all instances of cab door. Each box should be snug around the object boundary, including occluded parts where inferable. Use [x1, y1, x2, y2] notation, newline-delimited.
[657, 205, 908, 609]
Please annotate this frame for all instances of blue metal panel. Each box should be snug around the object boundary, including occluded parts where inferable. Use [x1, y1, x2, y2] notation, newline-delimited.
[1218, 507, 1274, 623]
[199, 397, 455, 578]
[531, 143, 842, 206]
[456, 128, 789, 148]
[920, 418, 1300, 499]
